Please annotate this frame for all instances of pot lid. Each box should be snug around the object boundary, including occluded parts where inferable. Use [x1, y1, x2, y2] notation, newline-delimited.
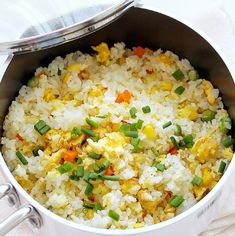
[0, 0, 136, 54]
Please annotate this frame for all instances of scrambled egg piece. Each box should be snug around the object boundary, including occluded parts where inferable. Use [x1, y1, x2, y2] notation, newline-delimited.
[224, 147, 233, 161]
[202, 80, 217, 105]
[160, 81, 172, 91]
[159, 54, 173, 65]
[192, 135, 219, 163]
[87, 132, 127, 158]
[44, 88, 57, 102]
[137, 190, 161, 214]
[120, 179, 140, 195]
[92, 42, 110, 65]
[177, 105, 198, 121]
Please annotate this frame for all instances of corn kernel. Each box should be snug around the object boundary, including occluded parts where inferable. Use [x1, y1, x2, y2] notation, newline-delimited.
[142, 124, 157, 139]
[161, 81, 172, 91]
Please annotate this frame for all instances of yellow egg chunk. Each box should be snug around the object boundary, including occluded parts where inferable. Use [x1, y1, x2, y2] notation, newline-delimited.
[192, 135, 219, 163]
[161, 81, 172, 91]
[92, 42, 110, 65]
[177, 105, 198, 121]
[202, 80, 217, 105]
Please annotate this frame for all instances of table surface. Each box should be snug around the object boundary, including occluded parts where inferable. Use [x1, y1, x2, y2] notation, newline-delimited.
[1, 0, 235, 235]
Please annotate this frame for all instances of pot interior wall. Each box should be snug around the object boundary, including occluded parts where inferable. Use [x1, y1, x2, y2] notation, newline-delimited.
[0, 7, 234, 139]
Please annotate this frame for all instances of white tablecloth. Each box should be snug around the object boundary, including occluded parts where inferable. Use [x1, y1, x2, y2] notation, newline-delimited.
[1, 0, 235, 235]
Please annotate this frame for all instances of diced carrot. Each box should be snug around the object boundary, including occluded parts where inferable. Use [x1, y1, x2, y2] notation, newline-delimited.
[16, 133, 24, 141]
[115, 89, 132, 103]
[105, 166, 114, 176]
[169, 147, 177, 155]
[63, 149, 78, 163]
[133, 46, 145, 58]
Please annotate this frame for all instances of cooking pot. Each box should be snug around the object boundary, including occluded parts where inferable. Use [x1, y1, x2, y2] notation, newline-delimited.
[0, 1, 234, 235]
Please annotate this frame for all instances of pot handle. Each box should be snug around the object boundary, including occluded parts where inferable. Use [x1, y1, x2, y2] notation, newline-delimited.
[0, 183, 42, 235]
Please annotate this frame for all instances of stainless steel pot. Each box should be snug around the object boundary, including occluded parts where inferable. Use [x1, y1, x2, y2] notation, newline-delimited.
[0, 2, 234, 236]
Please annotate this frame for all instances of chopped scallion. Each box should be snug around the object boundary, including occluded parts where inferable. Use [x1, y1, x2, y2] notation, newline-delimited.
[16, 151, 28, 165]
[201, 109, 216, 122]
[76, 157, 82, 164]
[102, 175, 120, 181]
[27, 77, 38, 88]
[218, 160, 226, 173]
[108, 210, 120, 221]
[130, 123, 137, 131]
[170, 136, 179, 149]
[94, 203, 102, 211]
[219, 117, 232, 134]
[188, 70, 199, 81]
[130, 107, 137, 118]
[172, 69, 184, 81]
[163, 121, 172, 129]
[34, 120, 50, 135]
[86, 117, 98, 128]
[174, 86, 185, 95]
[124, 131, 138, 138]
[90, 163, 100, 172]
[222, 137, 233, 147]
[169, 195, 184, 207]
[32, 146, 44, 157]
[191, 175, 202, 186]
[100, 159, 110, 170]
[88, 152, 101, 160]
[72, 127, 82, 136]
[84, 183, 94, 197]
[58, 161, 74, 174]
[77, 166, 84, 177]
[131, 138, 140, 149]
[136, 119, 144, 129]
[142, 105, 151, 113]
[81, 127, 95, 137]
[96, 115, 107, 119]
[83, 203, 94, 209]
[174, 123, 182, 136]
[119, 124, 130, 133]
[151, 147, 159, 157]
[152, 162, 165, 172]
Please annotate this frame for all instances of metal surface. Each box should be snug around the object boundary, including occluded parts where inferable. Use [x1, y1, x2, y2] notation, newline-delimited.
[0, 0, 136, 54]
[0, 183, 19, 207]
[0, 205, 42, 236]
[0, 5, 234, 236]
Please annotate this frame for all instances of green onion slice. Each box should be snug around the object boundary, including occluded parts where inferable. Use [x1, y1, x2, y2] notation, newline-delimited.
[170, 136, 179, 149]
[88, 152, 101, 160]
[34, 120, 50, 135]
[201, 109, 216, 122]
[108, 210, 120, 221]
[163, 121, 172, 129]
[102, 175, 120, 181]
[142, 105, 151, 114]
[81, 127, 96, 137]
[169, 195, 184, 207]
[222, 137, 233, 148]
[85, 117, 98, 128]
[152, 162, 165, 172]
[16, 151, 28, 165]
[191, 175, 202, 186]
[218, 160, 226, 173]
[84, 183, 94, 197]
[124, 131, 138, 138]
[77, 166, 84, 177]
[58, 161, 74, 174]
[174, 86, 185, 95]
[130, 107, 137, 118]
[172, 69, 184, 81]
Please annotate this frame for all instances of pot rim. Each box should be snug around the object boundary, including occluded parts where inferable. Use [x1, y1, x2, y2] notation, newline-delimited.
[0, 3, 235, 235]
